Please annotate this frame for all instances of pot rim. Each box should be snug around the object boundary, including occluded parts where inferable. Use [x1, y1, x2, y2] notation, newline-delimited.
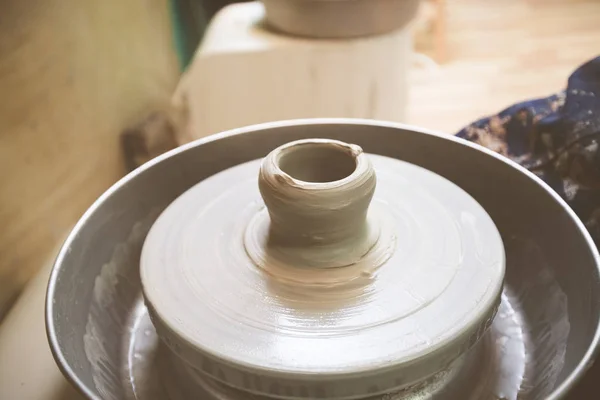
[45, 118, 600, 400]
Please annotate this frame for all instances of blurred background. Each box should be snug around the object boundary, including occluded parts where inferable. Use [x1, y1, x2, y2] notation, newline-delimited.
[2, 0, 600, 318]
[0, 0, 599, 397]
[409, 0, 600, 131]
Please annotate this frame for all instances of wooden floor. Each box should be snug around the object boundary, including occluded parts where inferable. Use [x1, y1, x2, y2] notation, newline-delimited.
[408, 0, 600, 134]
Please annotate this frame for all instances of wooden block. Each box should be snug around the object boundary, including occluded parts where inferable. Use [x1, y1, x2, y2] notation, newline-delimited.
[121, 110, 180, 171]
[173, 2, 412, 141]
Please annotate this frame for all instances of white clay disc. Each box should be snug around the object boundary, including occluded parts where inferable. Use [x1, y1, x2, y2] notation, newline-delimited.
[141, 155, 505, 399]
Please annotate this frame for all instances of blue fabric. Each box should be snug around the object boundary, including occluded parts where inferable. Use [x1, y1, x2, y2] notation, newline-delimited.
[457, 56, 600, 245]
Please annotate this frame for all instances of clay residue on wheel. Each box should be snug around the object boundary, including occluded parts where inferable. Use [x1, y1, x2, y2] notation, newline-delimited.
[81, 216, 569, 400]
[83, 210, 163, 400]
[502, 236, 570, 399]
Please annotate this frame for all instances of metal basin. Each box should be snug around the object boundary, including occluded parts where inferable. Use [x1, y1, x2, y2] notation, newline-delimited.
[46, 119, 600, 399]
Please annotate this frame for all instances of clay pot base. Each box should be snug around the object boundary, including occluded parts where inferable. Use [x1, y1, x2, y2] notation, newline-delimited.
[141, 149, 505, 399]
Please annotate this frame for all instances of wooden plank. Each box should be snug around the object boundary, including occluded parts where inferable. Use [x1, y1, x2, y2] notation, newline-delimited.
[0, 0, 179, 318]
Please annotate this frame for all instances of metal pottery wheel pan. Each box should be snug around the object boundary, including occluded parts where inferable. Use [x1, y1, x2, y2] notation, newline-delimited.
[46, 119, 600, 400]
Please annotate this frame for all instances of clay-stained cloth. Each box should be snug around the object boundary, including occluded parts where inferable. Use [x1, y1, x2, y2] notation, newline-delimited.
[458, 56, 600, 245]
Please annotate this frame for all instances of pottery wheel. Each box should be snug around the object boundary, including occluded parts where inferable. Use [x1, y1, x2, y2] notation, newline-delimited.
[140, 139, 505, 399]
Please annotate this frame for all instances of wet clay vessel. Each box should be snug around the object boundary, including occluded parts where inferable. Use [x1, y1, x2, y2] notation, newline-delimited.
[46, 120, 600, 400]
[140, 137, 505, 399]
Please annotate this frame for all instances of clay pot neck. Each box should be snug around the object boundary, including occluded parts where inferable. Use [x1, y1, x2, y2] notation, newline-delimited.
[258, 139, 378, 269]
